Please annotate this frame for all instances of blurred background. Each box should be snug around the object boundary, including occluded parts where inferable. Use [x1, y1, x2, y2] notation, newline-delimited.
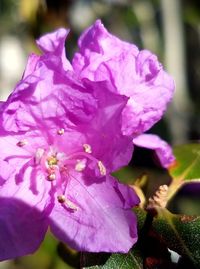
[0, 0, 199, 268]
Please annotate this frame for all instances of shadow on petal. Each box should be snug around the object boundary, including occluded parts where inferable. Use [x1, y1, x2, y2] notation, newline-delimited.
[0, 197, 48, 261]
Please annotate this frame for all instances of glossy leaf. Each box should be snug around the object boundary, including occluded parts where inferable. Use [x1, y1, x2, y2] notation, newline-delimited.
[134, 208, 177, 269]
[152, 208, 200, 268]
[167, 144, 200, 200]
[169, 144, 200, 182]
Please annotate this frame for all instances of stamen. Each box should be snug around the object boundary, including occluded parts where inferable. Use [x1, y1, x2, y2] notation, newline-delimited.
[35, 148, 45, 165]
[57, 195, 78, 210]
[57, 128, 65, 135]
[75, 159, 86, 172]
[83, 144, 92, 153]
[47, 156, 58, 167]
[65, 199, 78, 210]
[47, 173, 56, 181]
[57, 195, 66, 203]
[17, 139, 28, 147]
[98, 161, 106, 176]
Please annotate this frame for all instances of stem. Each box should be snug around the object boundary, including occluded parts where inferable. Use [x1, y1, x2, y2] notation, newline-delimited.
[166, 179, 184, 204]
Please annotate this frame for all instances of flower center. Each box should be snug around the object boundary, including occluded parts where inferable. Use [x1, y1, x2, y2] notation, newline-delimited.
[17, 131, 107, 211]
[47, 156, 58, 167]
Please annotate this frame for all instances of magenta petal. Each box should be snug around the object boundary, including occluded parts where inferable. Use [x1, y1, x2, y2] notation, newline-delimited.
[81, 79, 133, 172]
[0, 162, 51, 261]
[73, 20, 138, 81]
[2, 65, 132, 173]
[73, 20, 175, 136]
[133, 134, 175, 168]
[1, 65, 97, 133]
[49, 175, 139, 253]
[22, 53, 41, 78]
[0, 159, 15, 185]
[0, 198, 48, 261]
[37, 28, 68, 54]
[37, 28, 72, 71]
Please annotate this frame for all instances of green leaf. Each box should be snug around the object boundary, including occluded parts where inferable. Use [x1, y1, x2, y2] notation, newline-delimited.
[152, 208, 200, 268]
[167, 144, 200, 200]
[169, 144, 200, 182]
[81, 248, 143, 269]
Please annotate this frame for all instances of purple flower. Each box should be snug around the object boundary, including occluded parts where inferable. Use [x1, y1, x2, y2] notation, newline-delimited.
[72, 20, 175, 137]
[0, 45, 139, 260]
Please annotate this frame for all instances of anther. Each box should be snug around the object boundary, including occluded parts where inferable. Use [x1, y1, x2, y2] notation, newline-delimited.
[57, 128, 65, 135]
[35, 148, 45, 165]
[57, 195, 66, 203]
[47, 173, 56, 181]
[98, 161, 106, 176]
[75, 159, 86, 172]
[47, 156, 58, 167]
[83, 144, 92, 153]
[17, 139, 28, 147]
[65, 199, 78, 210]
[57, 195, 78, 210]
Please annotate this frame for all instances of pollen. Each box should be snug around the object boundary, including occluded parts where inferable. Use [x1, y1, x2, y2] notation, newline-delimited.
[98, 161, 106, 176]
[57, 128, 65, 135]
[75, 159, 86, 172]
[57, 195, 66, 203]
[57, 195, 78, 210]
[65, 199, 78, 210]
[47, 156, 58, 167]
[83, 144, 92, 153]
[17, 139, 28, 147]
[47, 173, 56, 181]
